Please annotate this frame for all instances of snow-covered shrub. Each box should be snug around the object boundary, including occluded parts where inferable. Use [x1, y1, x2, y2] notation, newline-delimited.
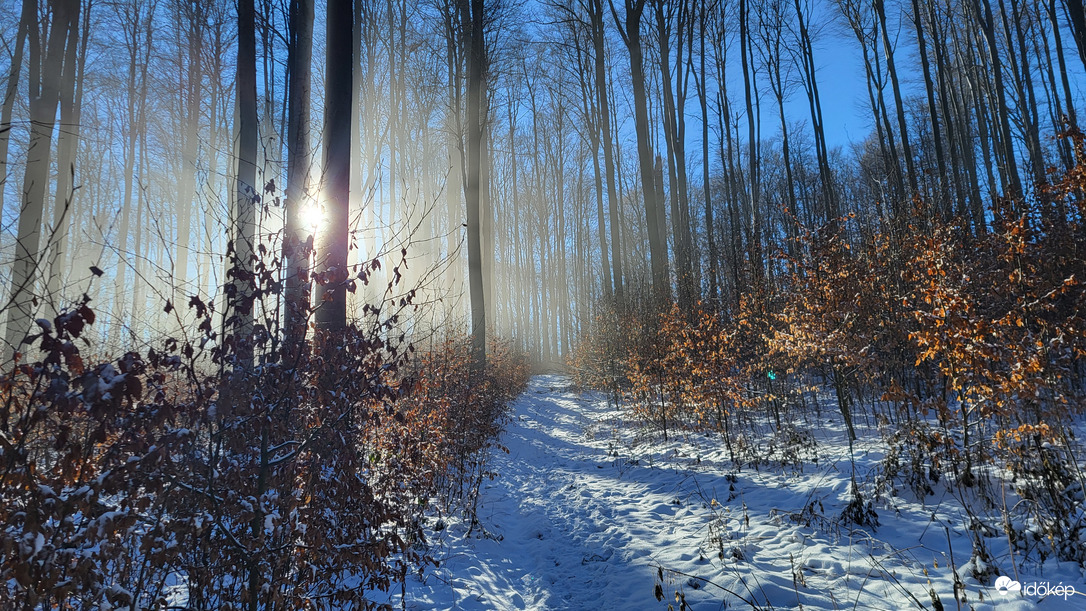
[996, 424, 1086, 564]
[0, 246, 529, 609]
[876, 419, 946, 500]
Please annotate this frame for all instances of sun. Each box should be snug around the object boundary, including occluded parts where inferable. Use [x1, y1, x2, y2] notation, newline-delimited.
[300, 202, 323, 230]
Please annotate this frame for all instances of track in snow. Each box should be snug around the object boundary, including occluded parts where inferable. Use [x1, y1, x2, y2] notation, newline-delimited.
[402, 374, 718, 610]
[398, 375, 1081, 611]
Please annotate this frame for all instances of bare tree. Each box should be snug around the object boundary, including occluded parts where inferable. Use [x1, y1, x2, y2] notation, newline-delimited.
[45, 0, 90, 315]
[230, 0, 257, 359]
[283, 0, 313, 347]
[313, 0, 354, 331]
[652, 0, 694, 308]
[590, 0, 624, 302]
[739, 0, 764, 289]
[609, 0, 668, 302]
[461, 0, 487, 367]
[0, 0, 34, 227]
[4, 0, 80, 361]
[172, 0, 204, 304]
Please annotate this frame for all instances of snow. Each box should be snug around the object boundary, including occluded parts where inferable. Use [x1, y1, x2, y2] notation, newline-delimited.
[392, 375, 1085, 610]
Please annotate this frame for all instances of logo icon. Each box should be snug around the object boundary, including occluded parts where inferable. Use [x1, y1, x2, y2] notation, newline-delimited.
[995, 576, 1022, 595]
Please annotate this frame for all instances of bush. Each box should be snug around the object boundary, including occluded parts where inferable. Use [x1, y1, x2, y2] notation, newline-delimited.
[0, 263, 528, 609]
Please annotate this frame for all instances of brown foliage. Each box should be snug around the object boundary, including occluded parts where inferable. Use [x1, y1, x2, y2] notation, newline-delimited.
[0, 253, 528, 608]
[575, 129, 1086, 562]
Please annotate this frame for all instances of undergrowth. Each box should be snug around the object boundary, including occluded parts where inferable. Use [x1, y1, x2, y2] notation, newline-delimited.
[573, 131, 1086, 608]
[0, 245, 528, 609]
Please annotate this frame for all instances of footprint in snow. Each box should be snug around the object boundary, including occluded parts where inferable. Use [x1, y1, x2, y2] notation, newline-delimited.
[581, 549, 613, 564]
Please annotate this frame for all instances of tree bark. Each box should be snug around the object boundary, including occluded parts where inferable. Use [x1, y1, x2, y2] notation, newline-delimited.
[971, 0, 1024, 200]
[174, 0, 204, 306]
[462, 0, 487, 368]
[0, 0, 33, 229]
[46, 0, 85, 315]
[1065, 0, 1086, 71]
[654, 0, 694, 309]
[590, 0, 623, 302]
[695, 1, 717, 303]
[232, 0, 258, 362]
[794, 0, 836, 221]
[911, 0, 950, 215]
[875, 0, 919, 198]
[313, 0, 353, 332]
[284, 0, 314, 347]
[610, 0, 668, 302]
[739, 0, 764, 289]
[5, 0, 78, 361]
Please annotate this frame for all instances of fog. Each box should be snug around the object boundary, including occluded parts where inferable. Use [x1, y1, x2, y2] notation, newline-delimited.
[0, 0, 1079, 365]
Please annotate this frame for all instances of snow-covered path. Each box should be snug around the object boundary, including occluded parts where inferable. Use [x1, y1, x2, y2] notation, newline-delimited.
[402, 375, 722, 610]
[396, 376, 1082, 610]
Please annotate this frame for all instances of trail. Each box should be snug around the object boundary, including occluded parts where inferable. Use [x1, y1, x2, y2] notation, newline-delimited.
[398, 376, 1077, 611]
[403, 375, 719, 610]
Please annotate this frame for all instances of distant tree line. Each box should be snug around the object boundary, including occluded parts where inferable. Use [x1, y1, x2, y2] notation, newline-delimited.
[0, 0, 1082, 363]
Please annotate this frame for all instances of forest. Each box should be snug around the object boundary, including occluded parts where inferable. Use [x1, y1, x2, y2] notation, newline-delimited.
[0, 0, 1085, 608]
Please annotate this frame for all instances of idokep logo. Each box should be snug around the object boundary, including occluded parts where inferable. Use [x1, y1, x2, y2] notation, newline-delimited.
[994, 576, 1021, 595]
[994, 575, 1079, 601]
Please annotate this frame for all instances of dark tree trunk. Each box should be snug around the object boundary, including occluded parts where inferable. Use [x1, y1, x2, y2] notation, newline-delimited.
[462, 0, 487, 368]
[591, 0, 623, 301]
[610, 0, 668, 302]
[0, 0, 33, 231]
[911, 0, 950, 215]
[313, 0, 354, 332]
[284, 0, 314, 348]
[232, 0, 258, 364]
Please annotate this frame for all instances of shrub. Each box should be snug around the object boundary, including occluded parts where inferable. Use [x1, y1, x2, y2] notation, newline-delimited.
[0, 255, 528, 609]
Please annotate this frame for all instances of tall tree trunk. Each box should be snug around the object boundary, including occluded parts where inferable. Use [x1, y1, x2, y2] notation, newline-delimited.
[911, 0, 950, 216]
[580, 54, 612, 302]
[927, 1, 971, 228]
[695, 1, 717, 303]
[174, 0, 203, 305]
[1045, 0, 1076, 175]
[739, 0, 764, 289]
[1065, 0, 1086, 70]
[0, 0, 33, 227]
[591, 0, 623, 302]
[112, 0, 146, 347]
[481, 92, 495, 332]
[47, 1, 84, 315]
[5, 0, 77, 361]
[284, 0, 314, 348]
[972, 0, 1024, 200]
[508, 106, 526, 350]
[794, 0, 836, 221]
[232, 0, 258, 367]
[441, 0, 464, 315]
[711, 7, 743, 310]
[961, 33, 998, 218]
[568, 3, 611, 303]
[1049, 0, 1078, 126]
[1000, 0, 1046, 192]
[610, 0, 668, 302]
[654, 0, 694, 308]
[875, 0, 919, 199]
[758, 0, 798, 252]
[313, 0, 353, 332]
[462, 0, 487, 367]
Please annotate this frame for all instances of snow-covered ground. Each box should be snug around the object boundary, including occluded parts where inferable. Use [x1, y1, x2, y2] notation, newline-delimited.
[389, 375, 1084, 610]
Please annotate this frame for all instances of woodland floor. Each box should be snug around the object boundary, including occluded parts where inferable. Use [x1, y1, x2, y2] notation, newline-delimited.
[388, 375, 1084, 610]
